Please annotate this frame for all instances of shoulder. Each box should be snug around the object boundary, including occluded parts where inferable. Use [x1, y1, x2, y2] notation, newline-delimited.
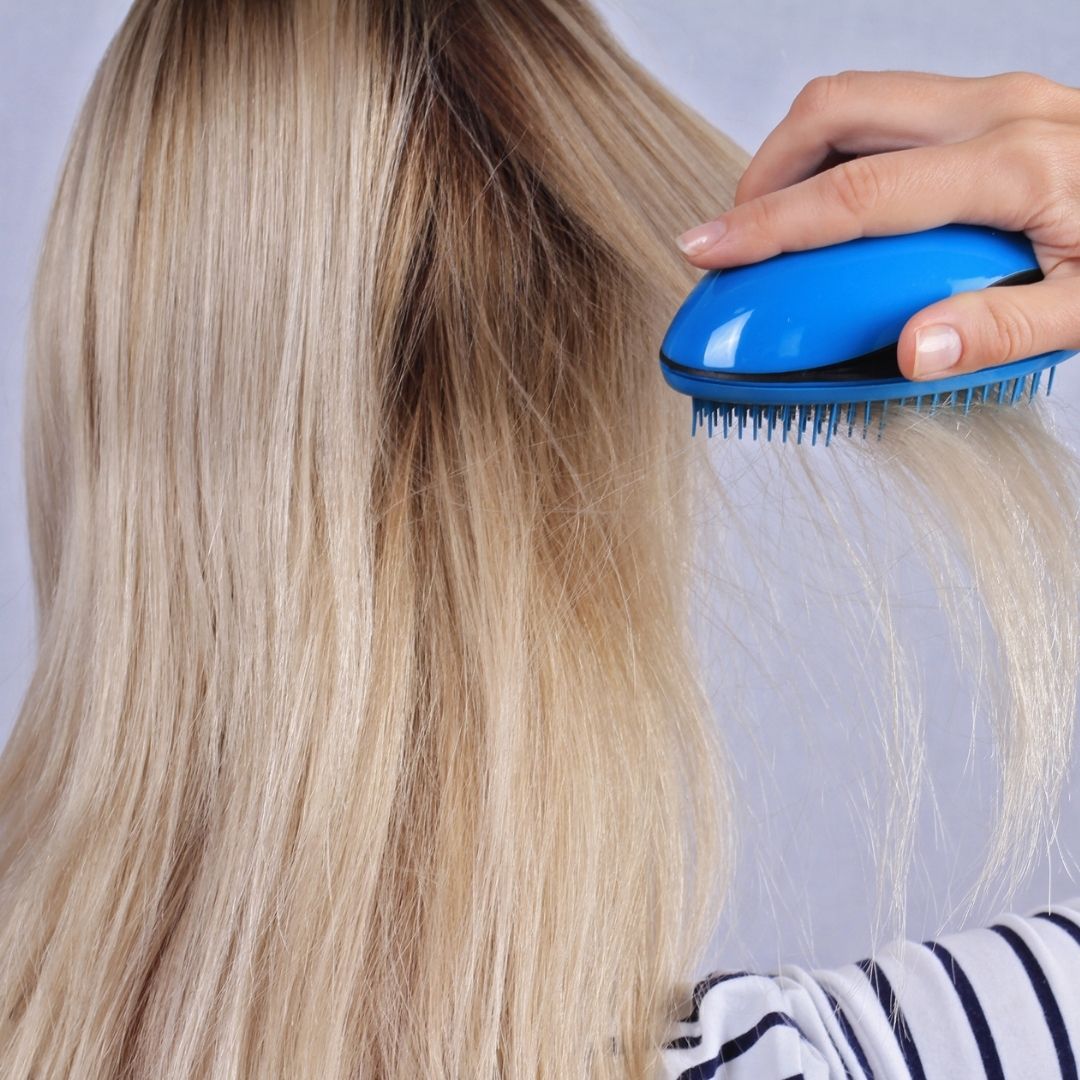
[658, 898, 1080, 1080]
[658, 968, 843, 1079]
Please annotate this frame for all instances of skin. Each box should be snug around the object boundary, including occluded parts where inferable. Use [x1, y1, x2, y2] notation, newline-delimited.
[675, 71, 1080, 380]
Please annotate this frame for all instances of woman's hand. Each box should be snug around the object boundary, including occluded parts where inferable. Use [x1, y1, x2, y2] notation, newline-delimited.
[676, 71, 1080, 380]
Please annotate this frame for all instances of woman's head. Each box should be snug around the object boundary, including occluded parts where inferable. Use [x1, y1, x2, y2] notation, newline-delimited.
[7, 1, 746, 1075]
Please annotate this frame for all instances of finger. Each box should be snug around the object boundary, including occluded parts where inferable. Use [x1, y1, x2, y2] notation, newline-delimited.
[677, 123, 1049, 269]
[898, 276, 1080, 381]
[736, 71, 998, 206]
[735, 70, 1074, 205]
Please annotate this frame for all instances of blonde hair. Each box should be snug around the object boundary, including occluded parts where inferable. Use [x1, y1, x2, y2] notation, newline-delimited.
[2, 0, 745, 1075]
[3, 0, 1079, 1076]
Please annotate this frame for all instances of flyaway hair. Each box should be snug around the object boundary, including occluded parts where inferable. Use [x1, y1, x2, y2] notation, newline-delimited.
[2, 0, 1078, 1077]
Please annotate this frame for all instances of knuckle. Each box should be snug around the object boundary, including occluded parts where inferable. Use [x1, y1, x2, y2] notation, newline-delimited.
[996, 115, 1055, 149]
[1042, 125, 1080, 201]
[995, 117, 1075, 200]
[988, 298, 1037, 359]
[995, 70, 1060, 107]
[792, 71, 857, 117]
[828, 157, 886, 217]
[746, 191, 783, 233]
[1043, 177, 1080, 248]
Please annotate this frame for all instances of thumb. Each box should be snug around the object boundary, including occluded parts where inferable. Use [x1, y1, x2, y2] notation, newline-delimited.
[898, 277, 1080, 382]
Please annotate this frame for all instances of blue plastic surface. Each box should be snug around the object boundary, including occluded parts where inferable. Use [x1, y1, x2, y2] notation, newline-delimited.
[659, 223, 1076, 411]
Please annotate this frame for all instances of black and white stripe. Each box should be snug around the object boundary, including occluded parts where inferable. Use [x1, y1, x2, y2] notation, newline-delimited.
[989, 921, 1077, 1080]
[922, 939, 1004, 1080]
[854, 956, 926, 1079]
[659, 897, 1080, 1080]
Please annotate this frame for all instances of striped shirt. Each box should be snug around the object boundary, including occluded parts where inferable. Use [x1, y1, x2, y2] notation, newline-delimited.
[660, 896, 1080, 1079]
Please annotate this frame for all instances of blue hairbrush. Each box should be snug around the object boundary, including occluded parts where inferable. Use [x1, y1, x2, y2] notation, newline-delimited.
[659, 223, 1077, 445]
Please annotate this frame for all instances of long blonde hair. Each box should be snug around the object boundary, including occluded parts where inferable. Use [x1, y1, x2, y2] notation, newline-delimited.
[5, 0, 1080, 1076]
[1, 1, 746, 1075]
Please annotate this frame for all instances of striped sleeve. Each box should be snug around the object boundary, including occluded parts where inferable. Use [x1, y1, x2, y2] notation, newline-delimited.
[658, 896, 1080, 1079]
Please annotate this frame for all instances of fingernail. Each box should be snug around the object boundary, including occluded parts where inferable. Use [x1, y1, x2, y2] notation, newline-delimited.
[676, 217, 728, 256]
[913, 324, 963, 378]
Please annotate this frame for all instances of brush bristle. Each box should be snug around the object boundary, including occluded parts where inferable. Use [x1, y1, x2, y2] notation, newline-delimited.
[690, 367, 1057, 444]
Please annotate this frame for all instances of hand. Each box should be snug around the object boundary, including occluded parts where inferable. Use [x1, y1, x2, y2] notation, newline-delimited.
[675, 71, 1080, 380]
